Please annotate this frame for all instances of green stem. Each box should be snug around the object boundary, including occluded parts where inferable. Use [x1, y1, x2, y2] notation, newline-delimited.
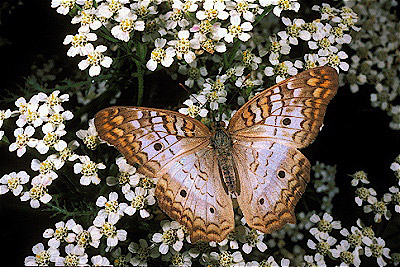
[134, 40, 147, 106]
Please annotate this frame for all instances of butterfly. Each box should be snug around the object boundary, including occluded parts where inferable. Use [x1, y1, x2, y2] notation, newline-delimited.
[94, 66, 338, 243]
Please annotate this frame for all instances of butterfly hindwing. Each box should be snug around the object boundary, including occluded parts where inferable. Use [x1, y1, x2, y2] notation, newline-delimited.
[155, 148, 234, 243]
[233, 140, 310, 232]
[94, 106, 211, 177]
[229, 66, 338, 149]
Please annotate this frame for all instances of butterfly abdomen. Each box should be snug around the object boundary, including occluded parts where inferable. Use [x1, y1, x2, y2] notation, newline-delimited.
[211, 129, 238, 194]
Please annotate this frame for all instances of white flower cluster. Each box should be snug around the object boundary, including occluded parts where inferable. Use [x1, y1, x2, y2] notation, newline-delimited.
[343, 0, 400, 130]
[177, 2, 358, 120]
[307, 214, 391, 267]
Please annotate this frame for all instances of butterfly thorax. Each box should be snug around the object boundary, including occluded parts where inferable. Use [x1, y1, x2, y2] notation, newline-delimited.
[211, 128, 239, 195]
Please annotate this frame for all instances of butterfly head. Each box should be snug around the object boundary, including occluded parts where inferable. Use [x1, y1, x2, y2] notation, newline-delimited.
[211, 121, 226, 130]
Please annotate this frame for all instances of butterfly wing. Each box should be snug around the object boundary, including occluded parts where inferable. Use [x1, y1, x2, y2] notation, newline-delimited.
[94, 106, 211, 177]
[94, 106, 234, 242]
[156, 148, 234, 243]
[229, 66, 338, 232]
[233, 140, 310, 233]
[228, 66, 339, 148]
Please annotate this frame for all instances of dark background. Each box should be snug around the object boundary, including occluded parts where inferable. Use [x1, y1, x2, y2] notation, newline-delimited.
[0, 1, 399, 265]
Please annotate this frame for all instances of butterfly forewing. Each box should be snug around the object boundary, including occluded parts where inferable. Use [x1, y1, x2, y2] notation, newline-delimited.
[228, 66, 339, 149]
[94, 106, 211, 177]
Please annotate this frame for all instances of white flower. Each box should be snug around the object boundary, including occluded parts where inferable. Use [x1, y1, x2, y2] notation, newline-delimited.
[146, 38, 175, 71]
[20, 175, 52, 208]
[0, 109, 11, 128]
[52, 140, 80, 168]
[241, 228, 267, 254]
[307, 235, 337, 258]
[43, 219, 76, 248]
[152, 220, 185, 254]
[168, 30, 199, 64]
[73, 155, 106, 185]
[264, 60, 300, 83]
[272, 0, 300, 17]
[51, 0, 76, 15]
[72, 224, 100, 248]
[24, 243, 59, 266]
[278, 17, 311, 45]
[71, 8, 102, 31]
[304, 254, 326, 267]
[128, 239, 160, 266]
[31, 156, 59, 180]
[331, 240, 361, 267]
[9, 126, 38, 157]
[36, 125, 68, 154]
[96, 191, 127, 224]
[124, 186, 156, 218]
[63, 29, 97, 57]
[363, 198, 391, 223]
[179, 99, 208, 118]
[163, 8, 190, 29]
[55, 244, 88, 266]
[196, 0, 229, 21]
[37, 90, 69, 115]
[111, 7, 145, 42]
[209, 247, 244, 266]
[178, 60, 208, 88]
[78, 44, 113, 76]
[354, 187, 377, 206]
[0, 171, 30, 196]
[106, 157, 138, 190]
[351, 170, 370, 186]
[318, 51, 349, 72]
[162, 250, 192, 266]
[16, 101, 44, 128]
[201, 87, 227, 110]
[364, 237, 391, 267]
[76, 118, 102, 150]
[309, 213, 342, 240]
[42, 110, 73, 133]
[92, 216, 127, 248]
[220, 14, 253, 43]
[91, 255, 110, 266]
[384, 186, 400, 213]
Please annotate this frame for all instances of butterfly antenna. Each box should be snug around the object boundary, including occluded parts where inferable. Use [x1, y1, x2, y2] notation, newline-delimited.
[219, 72, 252, 121]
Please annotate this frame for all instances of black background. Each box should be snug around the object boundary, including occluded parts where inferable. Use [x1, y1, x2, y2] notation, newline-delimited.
[1, 1, 400, 265]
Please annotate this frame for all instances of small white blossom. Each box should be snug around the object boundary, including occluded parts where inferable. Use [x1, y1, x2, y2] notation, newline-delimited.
[78, 44, 113, 76]
[152, 220, 185, 254]
[9, 126, 38, 157]
[73, 156, 106, 185]
[0, 171, 30, 196]
[96, 191, 127, 224]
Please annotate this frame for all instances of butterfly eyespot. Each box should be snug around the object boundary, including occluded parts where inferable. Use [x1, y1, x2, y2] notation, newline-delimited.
[153, 142, 163, 151]
[209, 207, 215, 213]
[278, 170, 286, 178]
[259, 198, 265, 205]
[180, 190, 187, 197]
[282, 118, 291, 126]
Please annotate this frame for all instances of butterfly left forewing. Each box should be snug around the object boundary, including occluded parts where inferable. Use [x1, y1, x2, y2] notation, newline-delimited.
[228, 66, 338, 149]
[233, 139, 310, 232]
[94, 106, 211, 177]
